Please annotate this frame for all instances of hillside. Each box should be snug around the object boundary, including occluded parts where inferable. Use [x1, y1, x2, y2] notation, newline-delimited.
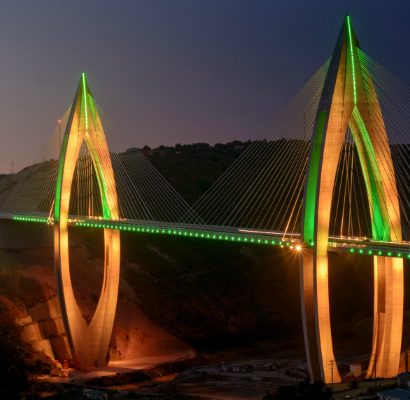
[0, 141, 410, 390]
[135, 141, 250, 204]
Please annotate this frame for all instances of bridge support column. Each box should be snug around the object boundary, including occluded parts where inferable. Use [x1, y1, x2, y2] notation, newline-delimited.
[300, 250, 341, 383]
[54, 73, 121, 370]
[300, 16, 403, 383]
[367, 256, 403, 378]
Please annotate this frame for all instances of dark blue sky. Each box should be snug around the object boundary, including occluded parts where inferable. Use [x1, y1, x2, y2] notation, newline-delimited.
[0, 0, 409, 172]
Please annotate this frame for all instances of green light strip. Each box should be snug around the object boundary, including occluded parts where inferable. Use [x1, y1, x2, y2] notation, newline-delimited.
[88, 93, 97, 129]
[84, 137, 112, 219]
[54, 131, 69, 221]
[82, 72, 89, 131]
[351, 108, 389, 241]
[71, 221, 410, 259]
[10, 215, 410, 260]
[346, 16, 357, 104]
[55, 75, 84, 221]
[13, 215, 52, 224]
[303, 111, 327, 243]
[345, 245, 409, 259]
[73, 220, 296, 248]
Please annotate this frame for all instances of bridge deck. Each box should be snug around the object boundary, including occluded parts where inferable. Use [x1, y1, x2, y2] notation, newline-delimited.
[6, 212, 410, 260]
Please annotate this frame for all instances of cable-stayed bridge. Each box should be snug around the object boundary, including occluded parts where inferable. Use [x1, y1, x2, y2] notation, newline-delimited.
[0, 15, 409, 384]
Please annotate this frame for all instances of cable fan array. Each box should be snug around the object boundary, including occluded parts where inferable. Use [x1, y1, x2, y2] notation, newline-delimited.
[0, 110, 70, 217]
[0, 105, 201, 224]
[187, 52, 410, 242]
[0, 50, 409, 243]
[183, 59, 331, 235]
[328, 50, 410, 241]
[357, 50, 410, 240]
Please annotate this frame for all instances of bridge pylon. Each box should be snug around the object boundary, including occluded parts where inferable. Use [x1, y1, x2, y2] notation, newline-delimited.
[301, 16, 403, 383]
[54, 73, 121, 370]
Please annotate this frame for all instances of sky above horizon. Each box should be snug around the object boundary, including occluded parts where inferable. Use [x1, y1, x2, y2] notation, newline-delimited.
[0, 0, 409, 172]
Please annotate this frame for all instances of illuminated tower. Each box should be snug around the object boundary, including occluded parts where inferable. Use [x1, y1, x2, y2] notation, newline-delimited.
[54, 74, 121, 369]
[301, 16, 403, 383]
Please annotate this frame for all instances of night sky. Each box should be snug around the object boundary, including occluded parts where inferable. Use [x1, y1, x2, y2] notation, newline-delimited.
[0, 0, 409, 172]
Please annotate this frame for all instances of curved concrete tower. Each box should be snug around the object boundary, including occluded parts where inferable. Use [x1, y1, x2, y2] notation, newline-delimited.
[301, 16, 403, 383]
[54, 74, 121, 370]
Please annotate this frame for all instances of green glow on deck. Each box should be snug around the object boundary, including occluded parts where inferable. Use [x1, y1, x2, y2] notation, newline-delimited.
[13, 215, 51, 224]
[11, 215, 410, 260]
